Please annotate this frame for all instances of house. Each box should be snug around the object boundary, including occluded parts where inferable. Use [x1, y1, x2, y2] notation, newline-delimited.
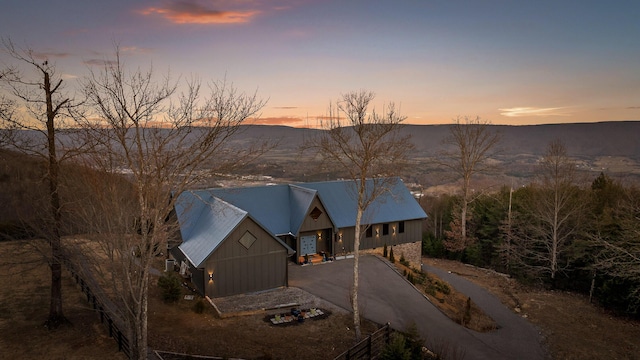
[171, 177, 427, 298]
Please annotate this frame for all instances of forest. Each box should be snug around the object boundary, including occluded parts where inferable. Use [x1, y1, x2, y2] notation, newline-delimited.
[422, 169, 640, 319]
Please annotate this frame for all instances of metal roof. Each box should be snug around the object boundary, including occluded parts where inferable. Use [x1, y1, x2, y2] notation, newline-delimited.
[298, 177, 427, 228]
[175, 191, 248, 267]
[174, 178, 427, 266]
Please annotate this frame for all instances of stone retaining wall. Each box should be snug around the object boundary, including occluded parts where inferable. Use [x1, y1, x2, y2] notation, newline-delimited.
[363, 241, 422, 269]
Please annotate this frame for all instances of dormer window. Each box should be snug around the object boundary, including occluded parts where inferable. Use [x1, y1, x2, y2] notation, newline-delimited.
[310, 207, 323, 221]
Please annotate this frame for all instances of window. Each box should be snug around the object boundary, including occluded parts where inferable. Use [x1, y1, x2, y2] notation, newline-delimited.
[366, 226, 373, 238]
[399, 221, 405, 234]
[382, 223, 389, 236]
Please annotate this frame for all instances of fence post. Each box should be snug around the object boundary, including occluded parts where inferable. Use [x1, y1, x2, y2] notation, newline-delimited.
[385, 323, 391, 344]
[108, 317, 113, 337]
[117, 330, 123, 351]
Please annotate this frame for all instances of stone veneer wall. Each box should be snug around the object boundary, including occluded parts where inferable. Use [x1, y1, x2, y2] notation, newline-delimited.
[363, 241, 422, 269]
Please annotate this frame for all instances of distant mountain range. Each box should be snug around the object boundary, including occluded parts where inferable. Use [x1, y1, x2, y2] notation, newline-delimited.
[238, 121, 640, 159]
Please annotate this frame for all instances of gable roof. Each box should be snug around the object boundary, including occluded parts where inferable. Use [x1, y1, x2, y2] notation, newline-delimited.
[207, 185, 292, 235]
[299, 177, 427, 228]
[175, 190, 293, 267]
[173, 177, 426, 267]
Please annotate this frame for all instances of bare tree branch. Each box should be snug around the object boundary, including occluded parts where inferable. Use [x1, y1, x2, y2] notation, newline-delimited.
[303, 90, 413, 341]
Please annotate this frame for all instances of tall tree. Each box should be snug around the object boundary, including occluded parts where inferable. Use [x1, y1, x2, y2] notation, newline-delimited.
[0, 40, 83, 328]
[513, 139, 584, 281]
[591, 185, 640, 314]
[305, 90, 412, 340]
[438, 116, 501, 253]
[77, 50, 268, 359]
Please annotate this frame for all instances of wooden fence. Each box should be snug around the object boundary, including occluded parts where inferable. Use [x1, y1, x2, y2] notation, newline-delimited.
[60, 248, 131, 358]
[334, 323, 392, 360]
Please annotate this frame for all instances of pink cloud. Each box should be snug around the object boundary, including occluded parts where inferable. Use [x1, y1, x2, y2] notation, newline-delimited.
[140, 1, 260, 24]
[248, 116, 306, 127]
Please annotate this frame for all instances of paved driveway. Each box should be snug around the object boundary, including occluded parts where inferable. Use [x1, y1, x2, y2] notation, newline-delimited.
[289, 255, 548, 360]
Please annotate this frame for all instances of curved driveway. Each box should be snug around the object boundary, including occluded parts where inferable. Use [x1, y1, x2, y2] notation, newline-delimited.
[289, 255, 548, 360]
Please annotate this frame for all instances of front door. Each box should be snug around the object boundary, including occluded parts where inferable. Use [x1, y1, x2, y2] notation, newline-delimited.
[300, 235, 317, 256]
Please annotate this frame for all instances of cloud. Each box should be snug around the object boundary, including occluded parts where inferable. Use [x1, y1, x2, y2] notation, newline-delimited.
[626, 106, 640, 110]
[499, 107, 571, 117]
[140, 0, 260, 24]
[272, 106, 298, 110]
[83, 59, 118, 66]
[31, 51, 71, 60]
[120, 46, 153, 55]
[248, 116, 306, 126]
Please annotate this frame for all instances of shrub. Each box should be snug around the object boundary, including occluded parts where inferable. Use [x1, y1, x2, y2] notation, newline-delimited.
[462, 297, 472, 325]
[157, 272, 182, 303]
[389, 247, 395, 263]
[400, 254, 410, 267]
[380, 333, 411, 360]
[193, 298, 206, 314]
[383, 243, 388, 258]
[381, 324, 425, 360]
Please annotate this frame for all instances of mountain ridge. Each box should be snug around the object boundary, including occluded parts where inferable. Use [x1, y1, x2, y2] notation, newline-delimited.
[238, 121, 640, 158]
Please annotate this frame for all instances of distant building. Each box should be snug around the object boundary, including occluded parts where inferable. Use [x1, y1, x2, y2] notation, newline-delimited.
[171, 177, 427, 298]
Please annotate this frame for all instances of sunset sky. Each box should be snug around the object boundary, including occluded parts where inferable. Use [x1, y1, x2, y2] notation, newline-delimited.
[2, 0, 639, 126]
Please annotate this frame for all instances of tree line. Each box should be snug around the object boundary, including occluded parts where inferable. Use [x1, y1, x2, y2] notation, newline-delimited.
[423, 148, 640, 318]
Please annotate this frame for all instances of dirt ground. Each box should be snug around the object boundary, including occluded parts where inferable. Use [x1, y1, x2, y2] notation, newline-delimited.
[3, 239, 640, 359]
[0, 240, 127, 360]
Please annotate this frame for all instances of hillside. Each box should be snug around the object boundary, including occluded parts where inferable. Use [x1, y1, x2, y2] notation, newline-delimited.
[231, 121, 640, 188]
[237, 121, 640, 158]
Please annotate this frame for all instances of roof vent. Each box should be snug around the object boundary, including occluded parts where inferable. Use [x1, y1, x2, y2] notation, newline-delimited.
[239, 231, 257, 250]
[310, 207, 323, 221]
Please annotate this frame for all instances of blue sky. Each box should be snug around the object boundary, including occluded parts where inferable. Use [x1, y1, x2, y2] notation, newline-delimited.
[2, 0, 639, 126]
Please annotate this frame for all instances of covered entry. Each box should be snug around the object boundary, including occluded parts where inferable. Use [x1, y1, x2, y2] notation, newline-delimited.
[300, 234, 317, 256]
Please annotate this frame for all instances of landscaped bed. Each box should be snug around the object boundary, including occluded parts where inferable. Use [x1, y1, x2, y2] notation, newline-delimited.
[266, 307, 329, 325]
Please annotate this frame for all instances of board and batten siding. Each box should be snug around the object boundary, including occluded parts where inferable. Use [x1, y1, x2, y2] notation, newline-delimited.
[298, 196, 333, 233]
[339, 218, 423, 252]
[204, 218, 288, 298]
[296, 196, 334, 260]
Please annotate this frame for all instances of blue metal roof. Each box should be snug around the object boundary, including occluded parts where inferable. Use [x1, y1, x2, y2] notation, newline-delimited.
[174, 178, 427, 266]
[299, 177, 427, 228]
[288, 185, 319, 234]
[208, 185, 292, 235]
[175, 191, 248, 267]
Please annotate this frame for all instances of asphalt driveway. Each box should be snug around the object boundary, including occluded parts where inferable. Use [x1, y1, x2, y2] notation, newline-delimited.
[289, 255, 548, 360]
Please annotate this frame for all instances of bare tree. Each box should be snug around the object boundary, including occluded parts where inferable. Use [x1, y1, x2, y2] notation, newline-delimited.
[0, 39, 84, 328]
[513, 139, 584, 281]
[76, 49, 267, 359]
[437, 116, 501, 253]
[305, 90, 412, 341]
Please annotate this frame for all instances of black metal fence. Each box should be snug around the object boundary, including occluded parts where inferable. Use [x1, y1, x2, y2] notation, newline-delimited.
[60, 249, 131, 358]
[334, 323, 392, 360]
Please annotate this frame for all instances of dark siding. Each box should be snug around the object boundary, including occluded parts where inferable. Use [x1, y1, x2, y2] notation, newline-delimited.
[299, 196, 333, 233]
[339, 219, 423, 252]
[204, 218, 288, 298]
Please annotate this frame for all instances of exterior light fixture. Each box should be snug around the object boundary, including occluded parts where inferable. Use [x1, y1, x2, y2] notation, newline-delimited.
[208, 272, 214, 282]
